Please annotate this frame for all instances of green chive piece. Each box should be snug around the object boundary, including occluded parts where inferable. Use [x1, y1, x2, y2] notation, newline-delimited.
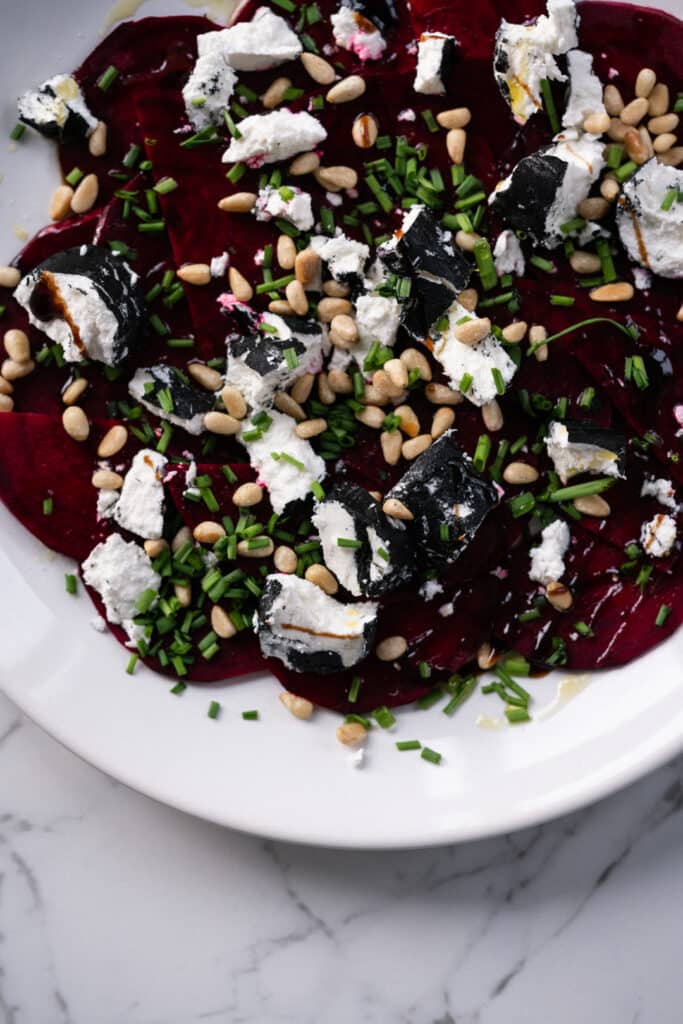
[135, 587, 157, 613]
[372, 705, 396, 730]
[574, 621, 595, 637]
[420, 747, 442, 765]
[606, 143, 624, 169]
[138, 220, 166, 234]
[208, 700, 221, 719]
[491, 367, 506, 395]
[242, 709, 259, 720]
[595, 238, 617, 284]
[508, 491, 536, 518]
[442, 676, 477, 716]
[126, 654, 139, 675]
[396, 740, 422, 751]
[310, 480, 325, 501]
[10, 122, 26, 141]
[473, 238, 498, 291]
[540, 78, 560, 133]
[65, 167, 84, 187]
[560, 217, 586, 235]
[420, 109, 439, 133]
[337, 537, 363, 549]
[473, 434, 491, 473]
[530, 255, 556, 274]
[549, 478, 615, 502]
[348, 676, 362, 704]
[526, 316, 635, 356]
[65, 573, 77, 595]
[154, 177, 178, 195]
[97, 65, 119, 91]
[170, 679, 187, 693]
[614, 160, 637, 184]
[655, 604, 671, 628]
[550, 294, 575, 307]
[505, 706, 531, 724]
[42, 496, 54, 516]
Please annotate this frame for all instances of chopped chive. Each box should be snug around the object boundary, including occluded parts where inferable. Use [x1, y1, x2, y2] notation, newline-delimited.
[97, 64, 119, 91]
[660, 188, 678, 212]
[283, 346, 299, 370]
[138, 220, 166, 234]
[508, 491, 536, 517]
[271, 0, 296, 9]
[540, 79, 560, 133]
[108, 240, 137, 261]
[396, 740, 422, 751]
[207, 700, 221, 719]
[255, 273, 294, 294]
[560, 217, 586, 234]
[149, 313, 169, 336]
[135, 587, 158, 613]
[372, 705, 396, 729]
[224, 110, 242, 139]
[242, 709, 259, 720]
[491, 367, 506, 395]
[65, 573, 77, 595]
[614, 160, 637, 184]
[65, 167, 84, 187]
[420, 109, 439, 133]
[42, 496, 54, 516]
[347, 676, 362, 703]
[526, 316, 637, 356]
[472, 434, 491, 473]
[518, 607, 542, 623]
[574, 621, 594, 637]
[549, 478, 615, 502]
[170, 677, 187, 692]
[126, 653, 139, 675]
[636, 564, 653, 591]
[472, 239, 498, 292]
[530, 255, 556, 274]
[10, 122, 26, 141]
[337, 537, 363, 549]
[505, 707, 531, 724]
[606, 143, 624, 168]
[550, 294, 575, 307]
[655, 604, 671, 628]
[154, 177, 178, 195]
[310, 480, 325, 501]
[122, 143, 141, 169]
[420, 747, 442, 765]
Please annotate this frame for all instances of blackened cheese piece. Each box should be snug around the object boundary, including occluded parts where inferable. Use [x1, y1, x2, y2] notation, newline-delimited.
[414, 33, 459, 96]
[545, 420, 626, 484]
[312, 483, 416, 598]
[258, 574, 378, 673]
[129, 365, 215, 435]
[338, 0, 398, 32]
[385, 435, 498, 565]
[17, 74, 97, 142]
[15, 246, 145, 366]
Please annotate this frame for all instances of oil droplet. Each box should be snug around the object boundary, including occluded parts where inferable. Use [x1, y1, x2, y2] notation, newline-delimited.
[535, 673, 591, 721]
[476, 713, 506, 731]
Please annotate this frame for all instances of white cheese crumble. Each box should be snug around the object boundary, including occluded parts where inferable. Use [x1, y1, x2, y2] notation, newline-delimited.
[529, 519, 571, 584]
[353, 293, 401, 372]
[210, 252, 230, 277]
[240, 410, 325, 514]
[113, 449, 167, 540]
[82, 533, 160, 645]
[414, 33, 455, 95]
[226, 314, 324, 408]
[255, 186, 314, 231]
[312, 499, 362, 594]
[182, 52, 237, 131]
[640, 513, 677, 558]
[18, 74, 98, 136]
[310, 233, 370, 280]
[493, 229, 526, 276]
[562, 49, 606, 131]
[617, 159, 683, 279]
[545, 421, 623, 484]
[96, 488, 119, 520]
[438, 601, 454, 617]
[128, 366, 207, 436]
[331, 6, 387, 61]
[640, 477, 677, 511]
[197, 7, 302, 70]
[431, 300, 518, 406]
[542, 133, 606, 243]
[419, 579, 444, 601]
[222, 109, 327, 167]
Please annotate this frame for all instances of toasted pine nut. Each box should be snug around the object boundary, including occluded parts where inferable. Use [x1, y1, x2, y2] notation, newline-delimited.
[570, 250, 602, 274]
[481, 399, 503, 432]
[285, 278, 308, 316]
[295, 248, 321, 288]
[273, 545, 297, 573]
[315, 165, 358, 192]
[237, 537, 274, 558]
[446, 128, 466, 164]
[635, 68, 657, 98]
[590, 282, 634, 302]
[501, 320, 528, 344]
[49, 184, 74, 221]
[0, 267, 21, 289]
[171, 525, 191, 553]
[317, 297, 352, 322]
[582, 111, 610, 134]
[653, 132, 677, 154]
[607, 118, 629, 142]
[352, 113, 379, 149]
[194, 521, 225, 544]
[394, 404, 420, 438]
[288, 152, 320, 176]
[322, 279, 350, 297]
[431, 406, 455, 439]
[221, 385, 247, 419]
[329, 325, 358, 353]
[573, 494, 611, 517]
[545, 580, 573, 611]
[228, 266, 253, 302]
[62, 377, 87, 405]
[623, 127, 650, 164]
[477, 641, 497, 671]
[317, 371, 335, 405]
[400, 348, 432, 381]
[658, 146, 683, 166]
[336, 721, 367, 746]
[455, 230, 482, 252]
[620, 97, 649, 126]
[300, 52, 336, 85]
[600, 176, 621, 202]
[577, 196, 609, 220]
[177, 263, 211, 286]
[274, 391, 306, 421]
[0, 377, 13, 396]
[402, 434, 431, 460]
[262, 76, 291, 109]
[648, 113, 679, 135]
[453, 316, 491, 346]
[368, 490, 382, 502]
[211, 604, 237, 639]
[327, 75, 366, 104]
[305, 563, 338, 595]
[277, 234, 297, 270]
[457, 288, 479, 312]
[603, 85, 624, 115]
[291, 372, 315, 403]
[356, 404, 385, 429]
[362, 383, 391, 406]
[97, 424, 128, 458]
[677, 303, 683, 324]
[425, 382, 461, 405]
[0, 394, 13, 412]
[91, 469, 124, 490]
[3, 329, 29, 363]
[384, 358, 408, 389]
[174, 583, 192, 608]
[380, 429, 402, 465]
[88, 120, 107, 156]
[279, 691, 314, 719]
[503, 461, 539, 485]
[1, 358, 34, 380]
[382, 498, 414, 521]
[217, 192, 256, 213]
[296, 417, 327, 439]
[62, 405, 89, 441]
[232, 482, 263, 507]
[648, 83, 670, 117]
[204, 411, 241, 434]
[376, 635, 407, 661]
[327, 368, 353, 394]
[436, 106, 471, 129]
[188, 362, 222, 391]
[71, 173, 99, 214]
[330, 313, 357, 344]
[268, 300, 295, 315]
[144, 538, 168, 558]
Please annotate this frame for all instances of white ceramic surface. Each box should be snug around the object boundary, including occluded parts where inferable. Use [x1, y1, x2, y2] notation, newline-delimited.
[0, 0, 680, 849]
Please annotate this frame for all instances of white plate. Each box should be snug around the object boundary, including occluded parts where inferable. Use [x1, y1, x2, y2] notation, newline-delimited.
[0, 0, 681, 849]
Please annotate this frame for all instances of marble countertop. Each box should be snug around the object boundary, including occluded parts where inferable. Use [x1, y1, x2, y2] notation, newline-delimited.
[2, 688, 682, 1024]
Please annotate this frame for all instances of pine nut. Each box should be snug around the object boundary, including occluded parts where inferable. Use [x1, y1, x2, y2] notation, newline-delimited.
[529, 325, 548, 346]
[356, 404, 385, 429]
[273, 545, 297, 573]
[290, 372, 315, 403]
[1, 358, 34, 380]
[368, 491, 382, 502]
[590, 282, 634, 302]
[62, 405, 89, 441]
[295, 417, 327, 439]
[573, 494, 611, 517]
[262, 76, 291, 109]
[0, 267, 21, 289]
[277, 234, 297, 269]
[232, 482, 263, 507]
[194, 521, 225, 544]
[481, 399, 503, 432]
[380, 429, 402, 465]
[274, 391, 306, 421]
[0, 394, 13, 412]
[228, 266, 253, 302]
[477, 641, 496, 671]
[384, 358, 408, 389]
[648, 83, 669, 117]
[288, 152, 320, 176]
[383, 497, 413, 520]
[317, 372, 335, 405]
[62, 377, 87, 405]
[204, 411, 241, 434]
[600, 176, 621, 202]
[431, 406, 455, 439]
[171, 526, 191, 553]
[352, 113, 379, 149]
[336, 721, 367, 746]
[635, 68, 657, 98]
[436, 107, 471, 129]
[582, 111, 610, 134]
[3, 329, 29, 362]
[315, 166, 358, 191]
[648, 113, 679, 135]
[188, 362, 223, 391]
[501, 320, 527, 343]
[221, 385, 247, 419]
[327, 75, 366, 104]
[174, 583, 192, 607]
[211, 604, 237, 639]
[603, 84, 624, 115]
[327, 368, 353, 394]
[453, 316, 491, 346]
[71, 173, 99, 214]
[545, 580, 573, 611]
[329, 328, 355, 352]
[577, 196, 609, 220]
[457, 288, 478, 311]
[455, 230, 482, 252]
[330, 313, 357, 344]
[653, 132, 677, 153]
[394, 404, 420, 437]
[88, 120, 108, 156]
[400, 348, 432, 381]
[402, 434, 431, 460]
[295, 248, 321, 288]
[363, 384, 390, 406]
[92, 469, 124, 489]
[446, 128, 466, 164]
[570, 250, 602, 274]
[0, 377, 13, 395]
[658, 147, 683, 166]
[322, 280, 350, 297]
[217, 192, 256, 213]
[300, 52, 336, 85]
[502, 461, 538, 485]
[623, 127, 650, 164]
[269, 300, 294, 315]
[144, 538, 168, 558]
[49, 184, 74, 221]
[317, 297, 352, 322]
[177, 263, 211, 285]
[97, 424, 128, 458]
[678, 304, 683, 324]
[534, 343, 549, 363]
[620, 97, 649, 126]
[279, 691, 314, 719]
[607, 118, 629, 142]
[305, 563, 338, 595]
[376, 635, 407, 661]
[285, 278, 308, 315]
[425, 382, 461, 405]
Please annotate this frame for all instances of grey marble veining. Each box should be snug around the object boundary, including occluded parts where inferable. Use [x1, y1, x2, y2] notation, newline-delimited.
[1, 689, 682, 1024]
